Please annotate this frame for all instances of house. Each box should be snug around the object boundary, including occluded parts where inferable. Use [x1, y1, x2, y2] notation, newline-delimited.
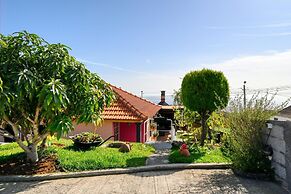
[70, 85, 161, 143]
[274, 105, 291, 121]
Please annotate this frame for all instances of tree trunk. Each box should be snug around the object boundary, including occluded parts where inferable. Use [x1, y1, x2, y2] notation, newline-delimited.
[26, 144, 38, 163]
[200, 112, 208, 146]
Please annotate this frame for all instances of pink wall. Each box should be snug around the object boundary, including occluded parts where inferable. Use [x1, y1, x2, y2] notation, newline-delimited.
[70, 120, 148, 143]
[70, 120, 114, 140]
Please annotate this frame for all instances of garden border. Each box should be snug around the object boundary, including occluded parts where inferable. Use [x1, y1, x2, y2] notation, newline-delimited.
[0, 163, 230, 182]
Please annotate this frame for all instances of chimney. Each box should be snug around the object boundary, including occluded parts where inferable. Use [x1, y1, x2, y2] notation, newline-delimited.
[160, 91, 165, 103]
[158, 91, 169, 105]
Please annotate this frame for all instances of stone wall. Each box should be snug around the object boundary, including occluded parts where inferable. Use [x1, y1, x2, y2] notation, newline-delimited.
[263, 120, 291, 191]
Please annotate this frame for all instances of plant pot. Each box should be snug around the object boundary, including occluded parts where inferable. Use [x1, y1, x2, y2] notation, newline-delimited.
[179, 149, 190, 157]
[151, 136, 157, 141]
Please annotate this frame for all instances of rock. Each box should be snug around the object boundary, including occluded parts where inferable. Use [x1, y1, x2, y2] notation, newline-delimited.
[119, 143, 131, 153]
[107, 142, 132, 152]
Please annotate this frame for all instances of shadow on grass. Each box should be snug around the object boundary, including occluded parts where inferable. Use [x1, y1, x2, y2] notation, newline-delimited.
[126, 156, 148, 167]
[0, 152, 26, 165]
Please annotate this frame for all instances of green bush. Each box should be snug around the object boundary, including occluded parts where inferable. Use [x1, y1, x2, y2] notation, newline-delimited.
[224, 93, 287, 173]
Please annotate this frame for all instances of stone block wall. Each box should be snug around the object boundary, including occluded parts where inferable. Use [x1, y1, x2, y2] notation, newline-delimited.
[263, 120, 291, 191]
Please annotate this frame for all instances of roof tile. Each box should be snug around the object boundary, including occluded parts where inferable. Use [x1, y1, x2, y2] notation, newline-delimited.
[102, 85, 161, 121]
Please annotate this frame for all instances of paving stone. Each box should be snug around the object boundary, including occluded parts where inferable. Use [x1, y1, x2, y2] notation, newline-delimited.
[0, 169, 287, 194]
[146, 141, 172, 165]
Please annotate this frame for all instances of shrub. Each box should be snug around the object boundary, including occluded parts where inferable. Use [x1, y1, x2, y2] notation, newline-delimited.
[224, 93, 287, 173]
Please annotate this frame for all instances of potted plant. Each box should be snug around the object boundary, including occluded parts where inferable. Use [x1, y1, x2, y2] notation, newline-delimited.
[72, 132, 103, 150]
[151, 130, 159, 141]
[150, 122, 157, 131]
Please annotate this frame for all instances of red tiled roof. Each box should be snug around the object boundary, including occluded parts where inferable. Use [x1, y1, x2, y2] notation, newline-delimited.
[102, 85, 161, 121]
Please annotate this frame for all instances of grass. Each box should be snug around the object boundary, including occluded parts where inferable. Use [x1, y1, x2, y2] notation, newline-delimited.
[0, 142, 25, 164]
[169, 145, 230, 164]
[0, 138, 155, 172]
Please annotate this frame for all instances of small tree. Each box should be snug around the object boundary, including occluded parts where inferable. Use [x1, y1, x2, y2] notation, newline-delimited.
[0, 32, 114, 162]
[181, 69, 230, 146]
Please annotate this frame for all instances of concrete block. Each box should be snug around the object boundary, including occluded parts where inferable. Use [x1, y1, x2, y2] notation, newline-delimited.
[272, 150, 286, 166]
[272, 161, 287, 180]
[270, 125, 284, 139]
[268, 136, 285, 153]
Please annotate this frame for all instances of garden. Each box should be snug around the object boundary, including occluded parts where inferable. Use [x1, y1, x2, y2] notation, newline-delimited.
[0, 31, 287, 178]
[0, 136, 154, 175]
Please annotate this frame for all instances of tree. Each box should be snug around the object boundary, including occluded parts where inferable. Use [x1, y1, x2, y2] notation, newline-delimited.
[181, 69, 229, 146]
[0, 31, 114, 162]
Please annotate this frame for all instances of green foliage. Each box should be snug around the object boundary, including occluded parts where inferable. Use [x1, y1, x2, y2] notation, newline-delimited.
[0, 31, 114, 162]
[174, 107, 200, 129]
[169, 145, 230, 163]
[0, 142, 26, 164]
[224, 93, 287, 173]
[0, 139, 155, 171]
[181, 69, 230, 146]
[181, 69, 230, 114]
[176, 128, 200, 144]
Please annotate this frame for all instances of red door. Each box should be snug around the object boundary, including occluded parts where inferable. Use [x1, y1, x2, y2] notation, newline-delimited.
[119, 123, 136, 142]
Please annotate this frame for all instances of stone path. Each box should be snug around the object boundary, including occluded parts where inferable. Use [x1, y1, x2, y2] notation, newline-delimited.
[0, 169, 287, 194]
[146, 141, 172, 165]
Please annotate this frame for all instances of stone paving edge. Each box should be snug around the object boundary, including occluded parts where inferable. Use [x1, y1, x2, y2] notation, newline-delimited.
[0, 163, 231, 182]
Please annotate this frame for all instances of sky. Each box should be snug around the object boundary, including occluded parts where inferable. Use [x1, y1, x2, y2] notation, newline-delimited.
[1, 0, 291, 103]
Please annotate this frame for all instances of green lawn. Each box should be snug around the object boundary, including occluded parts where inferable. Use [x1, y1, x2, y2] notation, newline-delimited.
[169, 146, 230, 164]
[0, 139, 155, 172]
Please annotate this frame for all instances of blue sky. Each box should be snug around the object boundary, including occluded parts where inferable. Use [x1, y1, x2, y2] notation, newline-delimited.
[1, 0, 291, 101]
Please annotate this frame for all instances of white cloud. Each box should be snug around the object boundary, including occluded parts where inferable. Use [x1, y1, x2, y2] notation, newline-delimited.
[78, 50, 291, 100]
[205, 50, 291, 90]
[119, 50, 291, 99]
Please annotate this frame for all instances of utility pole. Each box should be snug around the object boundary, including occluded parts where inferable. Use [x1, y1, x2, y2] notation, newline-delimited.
[243, 81, 246, 109]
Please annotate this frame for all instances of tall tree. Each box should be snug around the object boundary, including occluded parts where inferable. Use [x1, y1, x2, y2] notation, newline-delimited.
[0, 32, 114, 162]
[181, 69, 229, 146]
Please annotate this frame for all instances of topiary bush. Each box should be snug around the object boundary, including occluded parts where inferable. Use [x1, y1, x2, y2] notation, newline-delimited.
[181, 69, 230, 146]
